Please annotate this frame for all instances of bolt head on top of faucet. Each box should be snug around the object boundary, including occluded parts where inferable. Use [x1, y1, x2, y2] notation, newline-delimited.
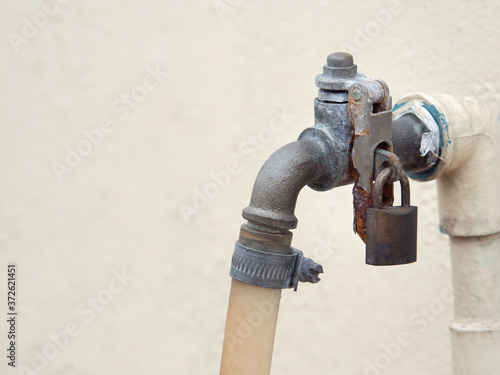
[315, 52, 387, 103]
[327, 52, 354, 68]
[323, 52, 357, 78]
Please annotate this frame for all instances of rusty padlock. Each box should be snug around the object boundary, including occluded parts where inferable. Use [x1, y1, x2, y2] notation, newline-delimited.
[365, 168, 417, 266]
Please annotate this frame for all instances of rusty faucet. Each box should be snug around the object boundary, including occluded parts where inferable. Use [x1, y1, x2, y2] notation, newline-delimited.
[220, 52, 427, 374]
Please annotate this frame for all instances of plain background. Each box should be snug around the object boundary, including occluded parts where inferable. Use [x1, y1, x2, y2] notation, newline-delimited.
[1, 0, 499, 374]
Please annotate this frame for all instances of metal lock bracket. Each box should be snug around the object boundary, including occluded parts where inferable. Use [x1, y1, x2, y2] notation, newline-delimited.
[348, 80, 395, 242]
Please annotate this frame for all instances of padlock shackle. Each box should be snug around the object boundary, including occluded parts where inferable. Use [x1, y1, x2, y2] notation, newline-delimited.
[373, 167, 410, 209]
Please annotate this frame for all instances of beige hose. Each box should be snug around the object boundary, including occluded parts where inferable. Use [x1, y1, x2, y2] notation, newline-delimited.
[220, 279, 281, 375]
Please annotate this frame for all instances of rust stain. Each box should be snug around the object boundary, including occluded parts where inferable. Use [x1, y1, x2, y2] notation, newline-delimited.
[349, 96, 370, 243]
[353, 182, 371, 243]
[349, 94, 378, 244]
[358, 129, 370, 137]
[348, 96, 363, 120]
[382, 180, 394, 208]
[348, 82, 396, 245]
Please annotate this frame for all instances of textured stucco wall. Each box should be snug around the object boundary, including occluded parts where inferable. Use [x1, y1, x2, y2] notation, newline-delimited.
[0, 0, 499, 374]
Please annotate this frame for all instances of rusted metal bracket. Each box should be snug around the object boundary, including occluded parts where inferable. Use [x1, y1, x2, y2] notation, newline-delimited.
[348, 80, 394, 242]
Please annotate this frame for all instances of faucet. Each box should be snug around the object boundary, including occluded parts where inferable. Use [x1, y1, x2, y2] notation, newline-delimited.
[219, 52, 500, 375]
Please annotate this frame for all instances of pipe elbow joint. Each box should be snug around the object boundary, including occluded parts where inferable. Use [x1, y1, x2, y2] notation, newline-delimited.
[393, 93, 500, 236]
[242, 132, 338, 231]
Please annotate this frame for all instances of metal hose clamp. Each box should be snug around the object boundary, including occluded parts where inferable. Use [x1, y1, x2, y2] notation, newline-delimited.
[229, 242, 323, 291]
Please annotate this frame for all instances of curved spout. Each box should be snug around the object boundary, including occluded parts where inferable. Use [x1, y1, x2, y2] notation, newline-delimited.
[242, 133, 337, 232]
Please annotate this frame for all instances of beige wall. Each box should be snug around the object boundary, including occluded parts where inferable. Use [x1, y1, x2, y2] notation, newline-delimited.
[0, 0, 499, 374]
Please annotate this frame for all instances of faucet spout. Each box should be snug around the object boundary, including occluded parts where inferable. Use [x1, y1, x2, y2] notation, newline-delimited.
[242, 134, 337, 232]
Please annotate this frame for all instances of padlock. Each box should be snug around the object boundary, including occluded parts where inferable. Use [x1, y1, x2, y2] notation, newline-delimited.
[365, 168, 417, 266]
